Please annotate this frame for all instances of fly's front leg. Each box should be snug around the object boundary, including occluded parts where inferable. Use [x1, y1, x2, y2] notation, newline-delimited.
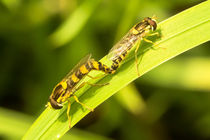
[67, 100, 71, 128]
[73, 94, 94, 112]
[76, 81, 109, 90]
[143, 38, 156, 45]
[72, 81, 109, 112]
[147, 32, 159, 37]
[144, 33, 166, 50]
[87, 73, 107, 79]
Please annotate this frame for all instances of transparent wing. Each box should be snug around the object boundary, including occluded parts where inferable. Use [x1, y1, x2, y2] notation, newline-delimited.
[107, 32, 131, 61]
[107, 19, 150, 61]
[64, 54, 92, 80]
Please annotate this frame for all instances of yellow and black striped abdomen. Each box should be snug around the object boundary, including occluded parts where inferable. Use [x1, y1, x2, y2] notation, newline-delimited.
[89, 60, 113, 74]
[111, 51, 128, 71]
[67, 63, 91, 89]
[49, 57, 114, 110]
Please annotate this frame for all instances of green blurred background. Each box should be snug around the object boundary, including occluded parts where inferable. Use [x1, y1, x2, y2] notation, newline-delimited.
[0, 0, 210, 139]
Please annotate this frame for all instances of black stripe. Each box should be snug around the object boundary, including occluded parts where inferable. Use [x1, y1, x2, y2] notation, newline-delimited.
[105, 68, 112, 74]
[135, 21, 149, 31]
[89, 61, 94, 69]
[141, 29, 145, 34]
[118, 56, 122, 62]
[61, 91, 66, 97]
[85, 62, 91, 71]
[135, 22, 143, 30]
[98, 62, 103, 70]
[68, 77, 76, 88]
[111, 64, 118, 70]
[101, 64, 106, 71]
[122, 52, 127, 57]
[113, 60, 118, 64]
[75, 69, 83, 79]
[53, 84, 63, 100]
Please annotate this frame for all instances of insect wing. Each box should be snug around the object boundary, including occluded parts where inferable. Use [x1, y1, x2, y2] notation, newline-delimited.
[64, 54, 92, 80]
[107, 32, 131, 61]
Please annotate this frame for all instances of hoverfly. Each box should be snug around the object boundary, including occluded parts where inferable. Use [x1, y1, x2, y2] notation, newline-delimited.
[108, 17, 158, 75]
[47, 54, 113, 127]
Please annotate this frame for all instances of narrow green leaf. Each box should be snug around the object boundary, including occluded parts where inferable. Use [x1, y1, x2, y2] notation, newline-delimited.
[23, 1, 210, 139]
[49, 0, 101, 47]
[0, 107, 111, 140]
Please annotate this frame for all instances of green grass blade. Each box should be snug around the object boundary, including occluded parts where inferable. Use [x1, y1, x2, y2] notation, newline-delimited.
[0, 107, 111, 140]
[49, 0, 101, 47]
[23, 1, 210, 139]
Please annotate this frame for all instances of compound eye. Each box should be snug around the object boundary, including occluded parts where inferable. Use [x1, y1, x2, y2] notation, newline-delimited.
[149, 19, 157, 30]
[50, 83, 66, 104]
[49, 96, 63, 109]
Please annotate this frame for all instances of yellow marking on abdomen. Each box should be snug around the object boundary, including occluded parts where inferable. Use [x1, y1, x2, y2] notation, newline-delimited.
[80, 64, 89, 74]
[71, 73, 80, 82]
[60, 81, 67, 89]
[91, 61, 99, 70]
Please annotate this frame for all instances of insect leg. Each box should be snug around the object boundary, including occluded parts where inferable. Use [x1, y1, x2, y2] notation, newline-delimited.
[147, 32, 159, 37]
[73, 95, 94, 112]
[87, 73, 107, 79]
[135, 39, 141, 76]
[67, 100, 71, 128]
[76, 81, 109, 91]
[143, 38, 156, 45]
[72, 81, 109, 111]
[90, 60, 114, 74]
[143, 37, 166, 50]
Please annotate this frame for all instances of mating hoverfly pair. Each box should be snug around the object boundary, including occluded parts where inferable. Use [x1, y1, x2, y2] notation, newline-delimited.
[46, 17, 158, 127]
